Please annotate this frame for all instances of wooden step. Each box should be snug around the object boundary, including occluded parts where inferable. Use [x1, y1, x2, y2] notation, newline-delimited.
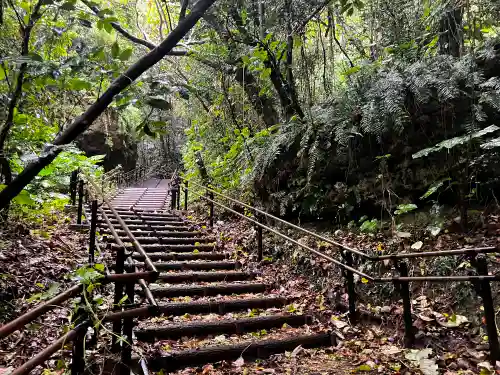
[116, 224, 191, 231]
[101, 219, 185, 226]
[135, 314, 312, 341]
[101, 230, 202, 238]
[111, 244, 216, 253]
[103, 236, 213, 245]
[145, 283, 268, 298]
[146, 333, 333, 371]
[157, 271, 256, 284]
[151, 261, 238, 271]
[133, 252, 225, 262]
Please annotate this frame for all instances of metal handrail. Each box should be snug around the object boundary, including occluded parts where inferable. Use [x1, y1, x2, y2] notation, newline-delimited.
[183, 178, 499, 261]
[181, 177, 500, 362]
[188, 189, 374, 280]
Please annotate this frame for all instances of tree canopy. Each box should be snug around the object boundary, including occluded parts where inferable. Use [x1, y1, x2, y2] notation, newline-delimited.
[1, 0, 500, 220]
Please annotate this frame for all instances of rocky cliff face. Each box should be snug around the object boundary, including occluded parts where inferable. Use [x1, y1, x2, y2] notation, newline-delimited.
[76, 109, 137, 172]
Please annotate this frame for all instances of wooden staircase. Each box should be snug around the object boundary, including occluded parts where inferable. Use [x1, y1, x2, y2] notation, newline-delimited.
[97, 180, 332, 373]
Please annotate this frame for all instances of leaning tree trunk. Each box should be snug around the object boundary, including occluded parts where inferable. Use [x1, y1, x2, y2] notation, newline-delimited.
[0, 0, 218, 210]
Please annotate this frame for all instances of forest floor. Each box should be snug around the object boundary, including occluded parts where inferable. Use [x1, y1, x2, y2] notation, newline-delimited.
[172, 206, 500, 375]
[0, 211, 90, 371]
[1, 206, 500, 374]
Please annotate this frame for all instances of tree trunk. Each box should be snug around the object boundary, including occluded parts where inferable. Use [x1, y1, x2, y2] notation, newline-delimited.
[0, 0, 218, 210]
[438, 2, 463, 57]
[234, 65, 278, 126]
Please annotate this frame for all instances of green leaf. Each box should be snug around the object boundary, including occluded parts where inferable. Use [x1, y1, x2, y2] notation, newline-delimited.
[0, 65, 6, 80]
[394, 204, 418, 215]
[413, 125, 500, 159]
[344, 66, 361, 76]
[69, 78, 91, 91]
[13, 190, 35, 206]
[103, 16, 119, 23]
[111, 42, 120, 59]
[118, 48, 133, 61]
[420, 179, 449, 200]
[103, 22, 113, 33]
[94, 263, 105, 272]
[28, 52, 43, 62]
[97, 9, 114, 17]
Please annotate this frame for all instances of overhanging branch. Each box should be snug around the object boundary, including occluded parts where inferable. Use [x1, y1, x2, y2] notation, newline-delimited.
[0, 0, 217, 209]
[81, 0, 189, 55]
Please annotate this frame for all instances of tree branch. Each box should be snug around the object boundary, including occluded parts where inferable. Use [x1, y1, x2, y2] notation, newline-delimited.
[293, 0, 333, 35]
[0, 0, 217, 209]
[179, 0, 189, 21]
[81, 0, 188, 55]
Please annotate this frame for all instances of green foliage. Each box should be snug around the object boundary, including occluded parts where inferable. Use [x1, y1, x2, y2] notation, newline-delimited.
[360, 219, 379, 234]
[394, 204, 418, 215]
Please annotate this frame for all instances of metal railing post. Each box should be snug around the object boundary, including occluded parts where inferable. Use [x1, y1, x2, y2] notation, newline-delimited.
[120, 281, 135, 375]
[472, 255, 500, 364]
[70, 170, 78, 206]
[112, 249, 125, 353]
[88, 200, 98, 265]
[171, 189, 176, 210]
[394, 261, 414, 347]
[77, 180, 84, 225]
[209, 191, 214, 228]
[71, 294, 86, 375]
[257, 214, 263, 262]
[341, 251, 357, 323]
[184, 181, 188, 210]
[177, 186, 181, 210]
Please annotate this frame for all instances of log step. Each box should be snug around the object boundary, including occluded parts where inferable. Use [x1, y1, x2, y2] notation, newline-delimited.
[147, 333, 333, 371]
[157, 271, 256, 284]
[119, 244, 216, 253]
[115, 224, 191, 231]
[145, 283, 268, 298]
[135, 314, 312, 342]
[133, 252, 225, 262]
[148, 261, 238, 271]
[101, 210, 173, 217]
[103, 236, 213, 245]
[110, 214, 181, 221]
[104, 297, 289, 320]
[100, 230, 202, 238]
[100, 219, 186, 226]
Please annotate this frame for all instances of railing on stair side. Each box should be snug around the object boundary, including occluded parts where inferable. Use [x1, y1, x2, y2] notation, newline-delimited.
[176, 177, 500, 364]
[0, 169, 161, 375]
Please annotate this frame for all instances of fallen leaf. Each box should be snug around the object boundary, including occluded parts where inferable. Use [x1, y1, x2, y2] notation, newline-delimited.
[291, 345, 303, 357]
[420, 358, 439, 375]
[233, 356, 244, 367]
[396, 231, 412, 238]
[411, 241, 423, 250]
[382, 345, 402, 355]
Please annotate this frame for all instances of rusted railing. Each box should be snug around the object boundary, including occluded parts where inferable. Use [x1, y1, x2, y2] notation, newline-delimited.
[178, 177, 500, 363]
[1, 169, 162, 375]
